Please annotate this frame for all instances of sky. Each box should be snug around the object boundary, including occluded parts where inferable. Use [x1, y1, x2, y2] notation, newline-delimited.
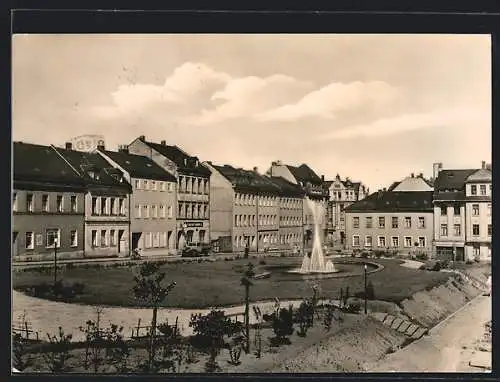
[12, 34, 491, 191]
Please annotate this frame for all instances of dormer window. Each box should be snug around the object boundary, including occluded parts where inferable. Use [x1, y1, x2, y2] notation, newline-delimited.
[184, 158, 187, 166]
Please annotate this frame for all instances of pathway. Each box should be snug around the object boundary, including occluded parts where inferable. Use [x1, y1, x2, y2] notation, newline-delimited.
[368, 295, 491, 372]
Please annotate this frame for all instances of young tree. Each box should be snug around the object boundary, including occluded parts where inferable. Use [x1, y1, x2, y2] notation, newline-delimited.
[43, 327, 73, 373]
[133, 262, 176, 372]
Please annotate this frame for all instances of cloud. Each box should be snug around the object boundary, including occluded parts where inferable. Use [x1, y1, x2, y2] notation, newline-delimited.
[93, 62, 231, 119]
[183, 74, 312, 126]
[320, 107, 490, 140]
[255, 81, 399, 122]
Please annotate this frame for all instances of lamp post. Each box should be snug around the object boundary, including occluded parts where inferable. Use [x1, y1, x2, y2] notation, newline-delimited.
[363, 263, 368, 314]
[53, 238, 58, 289]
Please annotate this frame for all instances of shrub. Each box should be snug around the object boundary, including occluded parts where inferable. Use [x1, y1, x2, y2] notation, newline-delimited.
[415, 252, 429, 261]
[295, 299, 314, 337]
[360, 252, 369, 259]
[345, 302, 362, 314]
[12, 333, 33, 371]
[259, 259, 267, 265]
[264, 305, 294, 346]
[43, 327, 73, 372]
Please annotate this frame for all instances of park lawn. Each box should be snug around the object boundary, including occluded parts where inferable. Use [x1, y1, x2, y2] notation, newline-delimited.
[13, 257, 451, 309]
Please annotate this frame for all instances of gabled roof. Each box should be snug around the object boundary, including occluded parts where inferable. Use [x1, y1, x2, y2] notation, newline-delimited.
[100, 149, 177, 182]
[465, 168, 492, 183]
[345, 191, 434, 213]
[13, 142, 85, 189]
[387, 181, 401, 191]
[54, 147, 131, 191]
[141, 140, 210, 177]
[212, 164, 282, 195]
[286, 164, 323, 185]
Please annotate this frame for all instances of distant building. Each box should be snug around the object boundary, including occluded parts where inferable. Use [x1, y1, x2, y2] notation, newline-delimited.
[97, 146, 178, 256]
[388, 172, 434, 192]
[266, 161, 329, 251]
[206, 163, 300, 253]
[13, 142, 86, 261]
[433, 161, 491, 261]
[345, 190, 434, 256]
[325, 174, 369, 248]
[54, 142, 132, 258]
[128, 136, 211, 249]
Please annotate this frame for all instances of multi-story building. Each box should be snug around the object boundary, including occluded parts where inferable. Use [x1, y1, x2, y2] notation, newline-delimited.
[206, 163, 284, 253]
[345, 190, 434, 256]
[325, 174, 369, 248]
[54, 143, 132, 258]
[267, 161, 329, 252]
[128, 136, 211, 249]
[433, 161, 492, 261]
[13, 142, 86, 261]
[97, 147, 178, 256]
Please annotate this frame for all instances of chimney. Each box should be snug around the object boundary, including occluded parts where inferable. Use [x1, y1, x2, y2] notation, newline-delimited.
[161, 140, 166, 146]
[482, 161, 486, 169]
[253, 166, 258, 173]
[411, 173, 414, 178]
[139, 135, 145, 141]
[65, 142, 72, 150]
[97, 144, 105, 151]
[321, 175, 325, 181]
[433, 162, 442, 180]
[418, 172, 423, 178]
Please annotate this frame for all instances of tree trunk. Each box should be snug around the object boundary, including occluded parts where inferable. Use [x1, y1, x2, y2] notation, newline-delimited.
[149, 306, 158, 370]
[245, 286, 250, 353]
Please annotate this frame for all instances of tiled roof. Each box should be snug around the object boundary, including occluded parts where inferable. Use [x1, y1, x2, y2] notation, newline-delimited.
[267, 176, 306, 198]
[212, 164, 282, 195]
[100, 149, 177, 182]
[13, 142, 85, 188]
[434, 169, 477, 191]
[433, 191, 465, 202]
[286, 164, 323, 185]
[54, 147, 131, 191]
[142, 140, 211, 177]
[345, 191, 434, 213]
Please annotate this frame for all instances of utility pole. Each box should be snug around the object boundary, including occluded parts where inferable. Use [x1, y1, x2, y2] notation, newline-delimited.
[241, 262, 255, 354]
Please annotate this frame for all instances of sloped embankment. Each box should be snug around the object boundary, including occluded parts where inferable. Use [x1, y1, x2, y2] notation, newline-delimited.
[400, 275, 482, 328]
[271, 316, 407, 372]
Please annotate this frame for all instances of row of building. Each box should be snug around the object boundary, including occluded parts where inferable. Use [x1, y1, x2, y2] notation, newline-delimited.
[13, 137, 332, 261]
[344, 163, 492, 261]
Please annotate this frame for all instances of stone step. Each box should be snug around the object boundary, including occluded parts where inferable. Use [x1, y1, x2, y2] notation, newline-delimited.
[397, 321, 411, 334]
[405, 324, 420, 336]
[390, 317, 404, 330]
[411, 327, 428, 340]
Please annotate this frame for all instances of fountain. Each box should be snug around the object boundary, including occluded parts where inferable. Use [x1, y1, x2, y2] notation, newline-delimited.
[293, 197, 338, 274]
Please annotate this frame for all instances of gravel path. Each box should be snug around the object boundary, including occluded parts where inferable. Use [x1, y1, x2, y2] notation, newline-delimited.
[369, 295, 491, 372]
[12, 290, 307, 342]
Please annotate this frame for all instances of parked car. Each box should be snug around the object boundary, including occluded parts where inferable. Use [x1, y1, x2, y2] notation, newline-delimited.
[181, 243, 211, 257]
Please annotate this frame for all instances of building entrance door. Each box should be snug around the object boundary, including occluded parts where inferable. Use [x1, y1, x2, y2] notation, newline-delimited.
[131, 232, 141, 250]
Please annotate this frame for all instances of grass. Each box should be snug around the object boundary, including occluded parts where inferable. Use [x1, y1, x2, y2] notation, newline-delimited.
[13, 257, 451, 309]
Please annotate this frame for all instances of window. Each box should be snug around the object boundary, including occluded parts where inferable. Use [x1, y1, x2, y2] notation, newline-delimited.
[70, 230, 78, 247]
[92, 197, 98, 215]
[152, 181, 157, 191]
[471, 185, 477, 195]
[160, 182, 166, 191]
[404, 217, 411, 228]
[377, 236, 386, 247]
[472, 224, 480, 236]
[135, 179, 140, 189]
[144, 205, 150, 218]
[391, 236, 399, 247]
[145, 233, 152, 248]
[480, 185, 486, 195]
[453, 224, 461, 236]
[488, 204, 492, 216]
[488, 224, 492, 236]
[339, 204, 344, 212]
[46, 229, 60, 248]
[152, 205, 158, 218]
[25, 232, 34, 249]
[472, 204, 479, 216]
[353, 217, 359, 228]
[71, 196, 77, 213]
[101, 197, 107, 215]
[160, 205, 165, 218]
[135, 205, 142, 218]
[378, 217, 385, 229]
[418, 237, 426, 247]
[440, 224, 448, 236]
[365, 217, 373, 229]
[144, 180, 149, 190]
[168, 206, 173, 218]
[365, 236, 372, 247]
[453, 206, 460, 216]
[418, 217, 425, 229]
[168, 182, 173, 192]
[352, 235, 360, 247]
[56, 195, 63, 212]
[101, 230, 107, 247]
[42, 194, 49, 212]
[404, 236, 412, 248]
[153, 232, 159, 248]
[440, 206, 447, 216]
[119, 198, 125, 215]
[92, 230, 98, 247]
[392, 217, 398, 228]
[26, 194, 34, 212]
[110, 230, 116, 246]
